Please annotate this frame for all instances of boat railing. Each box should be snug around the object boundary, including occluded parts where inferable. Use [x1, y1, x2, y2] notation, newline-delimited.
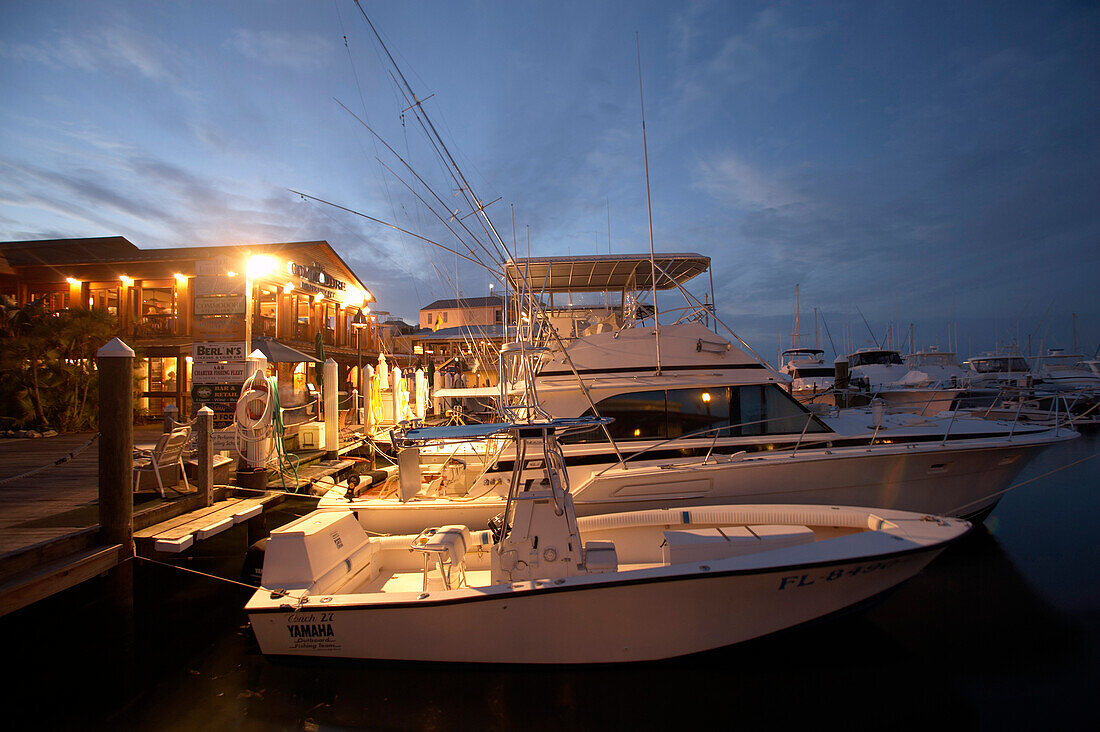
[591, 413, 833, 477]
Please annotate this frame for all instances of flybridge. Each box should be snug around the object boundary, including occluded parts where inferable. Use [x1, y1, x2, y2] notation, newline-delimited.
[503, 253, 710, 293]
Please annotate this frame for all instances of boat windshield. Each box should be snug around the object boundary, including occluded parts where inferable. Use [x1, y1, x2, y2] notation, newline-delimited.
[850, 351, 904, 367]
[792, 367, 834, 378]
[971, 357, 1029, 373]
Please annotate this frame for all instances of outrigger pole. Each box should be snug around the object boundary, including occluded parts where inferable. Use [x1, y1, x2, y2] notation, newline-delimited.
[637, 33, 660, 375]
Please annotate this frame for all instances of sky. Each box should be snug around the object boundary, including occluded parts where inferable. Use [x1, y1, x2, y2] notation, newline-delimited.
[1, 0, 1098, 363]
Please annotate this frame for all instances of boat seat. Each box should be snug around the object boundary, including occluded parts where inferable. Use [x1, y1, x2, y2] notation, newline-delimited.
[661, 525, 814, 564]
[584, 541, 618, 573]
[410, 525, 471, 590]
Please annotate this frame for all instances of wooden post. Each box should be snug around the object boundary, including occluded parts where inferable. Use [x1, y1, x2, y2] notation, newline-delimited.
[324, 357, 338, 458]
[98, 337, 134, 556]
[196, 406, 214, 507]
[162, 402, 178, 433]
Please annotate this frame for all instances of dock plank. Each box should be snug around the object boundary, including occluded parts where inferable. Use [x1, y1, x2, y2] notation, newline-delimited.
[0, 544, 123, 617]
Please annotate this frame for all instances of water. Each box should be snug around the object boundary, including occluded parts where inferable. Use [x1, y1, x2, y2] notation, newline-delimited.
[9, 432, 1099, 730]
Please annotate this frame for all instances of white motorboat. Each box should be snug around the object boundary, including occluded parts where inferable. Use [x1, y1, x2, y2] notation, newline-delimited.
[846, 347, 963, 416]
[964, 351, 1034, 390]
[1031, 349, 1100, 393]
[779, 347, 835, 406]
[330, 255, 1073, 531]
[248, 419, 970, 664]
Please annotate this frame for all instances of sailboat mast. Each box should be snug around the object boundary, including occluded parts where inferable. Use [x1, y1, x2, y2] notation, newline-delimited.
[637, 34, 660, 375]
[792, 284, 801, 349]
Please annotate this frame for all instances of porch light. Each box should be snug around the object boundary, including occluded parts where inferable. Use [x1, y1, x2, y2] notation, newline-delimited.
[314, 291, 324, 303]
[284, 282, 295, 293]
[66, 277, 80, 285]
[120, 275, 134, 287]
[247, 254, 278, 278]
[174, 273, 187, 283]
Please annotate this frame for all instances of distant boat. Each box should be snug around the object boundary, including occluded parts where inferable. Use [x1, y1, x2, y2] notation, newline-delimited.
[846, 347, 963, 416]
[779, 347, 835, 406]
[247, 419, 970, 664]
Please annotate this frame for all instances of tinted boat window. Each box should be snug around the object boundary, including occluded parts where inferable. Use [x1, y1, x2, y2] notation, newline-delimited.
[666, 387, 731, 439]
[564, 390, 667, 443]
[735, 385, 828, 435]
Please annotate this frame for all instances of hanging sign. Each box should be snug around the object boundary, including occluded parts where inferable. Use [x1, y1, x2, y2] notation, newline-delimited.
[194, 276, 246, 297]
[193, 342, 248, 363]
[193, 315, 247, 340]
[191, 383, 244, 402]
[194, 294, 246, 315]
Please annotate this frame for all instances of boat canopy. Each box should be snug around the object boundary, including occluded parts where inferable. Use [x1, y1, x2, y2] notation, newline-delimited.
[504, 253, 710, 293]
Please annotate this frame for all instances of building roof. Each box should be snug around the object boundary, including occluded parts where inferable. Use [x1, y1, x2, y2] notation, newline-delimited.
[414, 324, 504, 341]
[421, 295, 503, 311]
[0, 237, 370, 293]
[0, 236, 140, 266]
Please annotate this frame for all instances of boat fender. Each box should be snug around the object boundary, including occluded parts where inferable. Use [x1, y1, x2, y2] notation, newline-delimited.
[344, 474, 361, 499]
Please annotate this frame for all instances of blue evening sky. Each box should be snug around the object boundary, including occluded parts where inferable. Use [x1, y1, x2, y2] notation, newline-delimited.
[2, 1, 1097, 362]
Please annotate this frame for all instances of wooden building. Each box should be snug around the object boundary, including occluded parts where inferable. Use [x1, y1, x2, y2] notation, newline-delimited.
[0, 236, 390, 417]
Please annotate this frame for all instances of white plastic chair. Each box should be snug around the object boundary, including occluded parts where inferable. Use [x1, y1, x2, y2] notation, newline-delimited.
[133, 427, 192, 497]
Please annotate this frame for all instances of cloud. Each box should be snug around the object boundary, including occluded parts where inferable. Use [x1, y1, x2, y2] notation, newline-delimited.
[226, 29, 332, 70]
[1, 17, 177, 84]
[694, 153, 801, 209]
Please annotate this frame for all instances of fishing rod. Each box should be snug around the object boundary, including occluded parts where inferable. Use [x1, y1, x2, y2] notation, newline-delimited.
[334, 98, 498, 273]
[289, 189, 499, 277]
[352, 0, 512, 266]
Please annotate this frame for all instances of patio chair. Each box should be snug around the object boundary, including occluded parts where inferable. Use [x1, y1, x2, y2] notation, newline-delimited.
[133, 426, 192, 497]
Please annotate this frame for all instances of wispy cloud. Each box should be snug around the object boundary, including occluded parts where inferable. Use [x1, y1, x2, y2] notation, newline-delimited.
[694, 152, 800, 209]
[226, 29, 332, 70]
[1, 14, 178, 84]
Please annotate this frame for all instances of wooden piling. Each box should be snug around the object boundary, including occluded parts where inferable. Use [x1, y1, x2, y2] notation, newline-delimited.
[97, 337, 134, 556]
[196, 406, 214, 508]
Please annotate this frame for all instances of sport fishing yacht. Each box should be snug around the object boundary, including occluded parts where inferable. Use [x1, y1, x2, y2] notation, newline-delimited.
[331, 253, 1074, 532]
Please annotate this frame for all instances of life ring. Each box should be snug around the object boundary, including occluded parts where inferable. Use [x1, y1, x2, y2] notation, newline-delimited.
[236, 371, 273, 429]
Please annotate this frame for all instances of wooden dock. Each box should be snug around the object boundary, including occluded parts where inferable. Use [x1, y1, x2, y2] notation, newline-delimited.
[0, 425, 365, 616]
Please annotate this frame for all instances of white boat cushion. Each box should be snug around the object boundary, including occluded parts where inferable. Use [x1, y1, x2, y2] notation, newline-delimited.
[414, 525, 471, 566]
[661, 525, 813, 565]
[584, 541, 618, 573]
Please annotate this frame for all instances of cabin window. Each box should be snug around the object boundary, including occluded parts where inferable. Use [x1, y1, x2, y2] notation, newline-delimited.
[735, 385, 827, 435]
[564, 384, 827, 443]
[666, 387, 732, 439]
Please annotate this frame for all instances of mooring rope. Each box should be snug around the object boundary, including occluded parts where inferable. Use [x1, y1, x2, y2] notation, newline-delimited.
[131, 554, 290, 596]
[0, 432, 100, 486]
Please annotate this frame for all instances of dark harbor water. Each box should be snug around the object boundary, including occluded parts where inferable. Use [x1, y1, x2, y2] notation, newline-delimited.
[8, 431, 1099, 731]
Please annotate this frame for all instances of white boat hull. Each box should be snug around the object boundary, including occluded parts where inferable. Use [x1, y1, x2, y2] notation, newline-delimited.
[331, 434, 1059, 533]
[248, 544, 945, 663]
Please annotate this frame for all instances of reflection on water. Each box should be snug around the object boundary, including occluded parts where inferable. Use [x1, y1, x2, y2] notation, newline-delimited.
[6, 434, 1099, 729]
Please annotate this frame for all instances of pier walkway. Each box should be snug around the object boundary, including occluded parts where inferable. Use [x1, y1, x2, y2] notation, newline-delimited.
[0, 425, 367, 616]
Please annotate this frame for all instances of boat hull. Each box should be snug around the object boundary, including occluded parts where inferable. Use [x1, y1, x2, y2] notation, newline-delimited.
[336, 434, 1060, 533]
[247, 545, 946, 664]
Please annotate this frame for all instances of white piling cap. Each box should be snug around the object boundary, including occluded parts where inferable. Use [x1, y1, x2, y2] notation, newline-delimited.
[96, 337, 135, 358]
